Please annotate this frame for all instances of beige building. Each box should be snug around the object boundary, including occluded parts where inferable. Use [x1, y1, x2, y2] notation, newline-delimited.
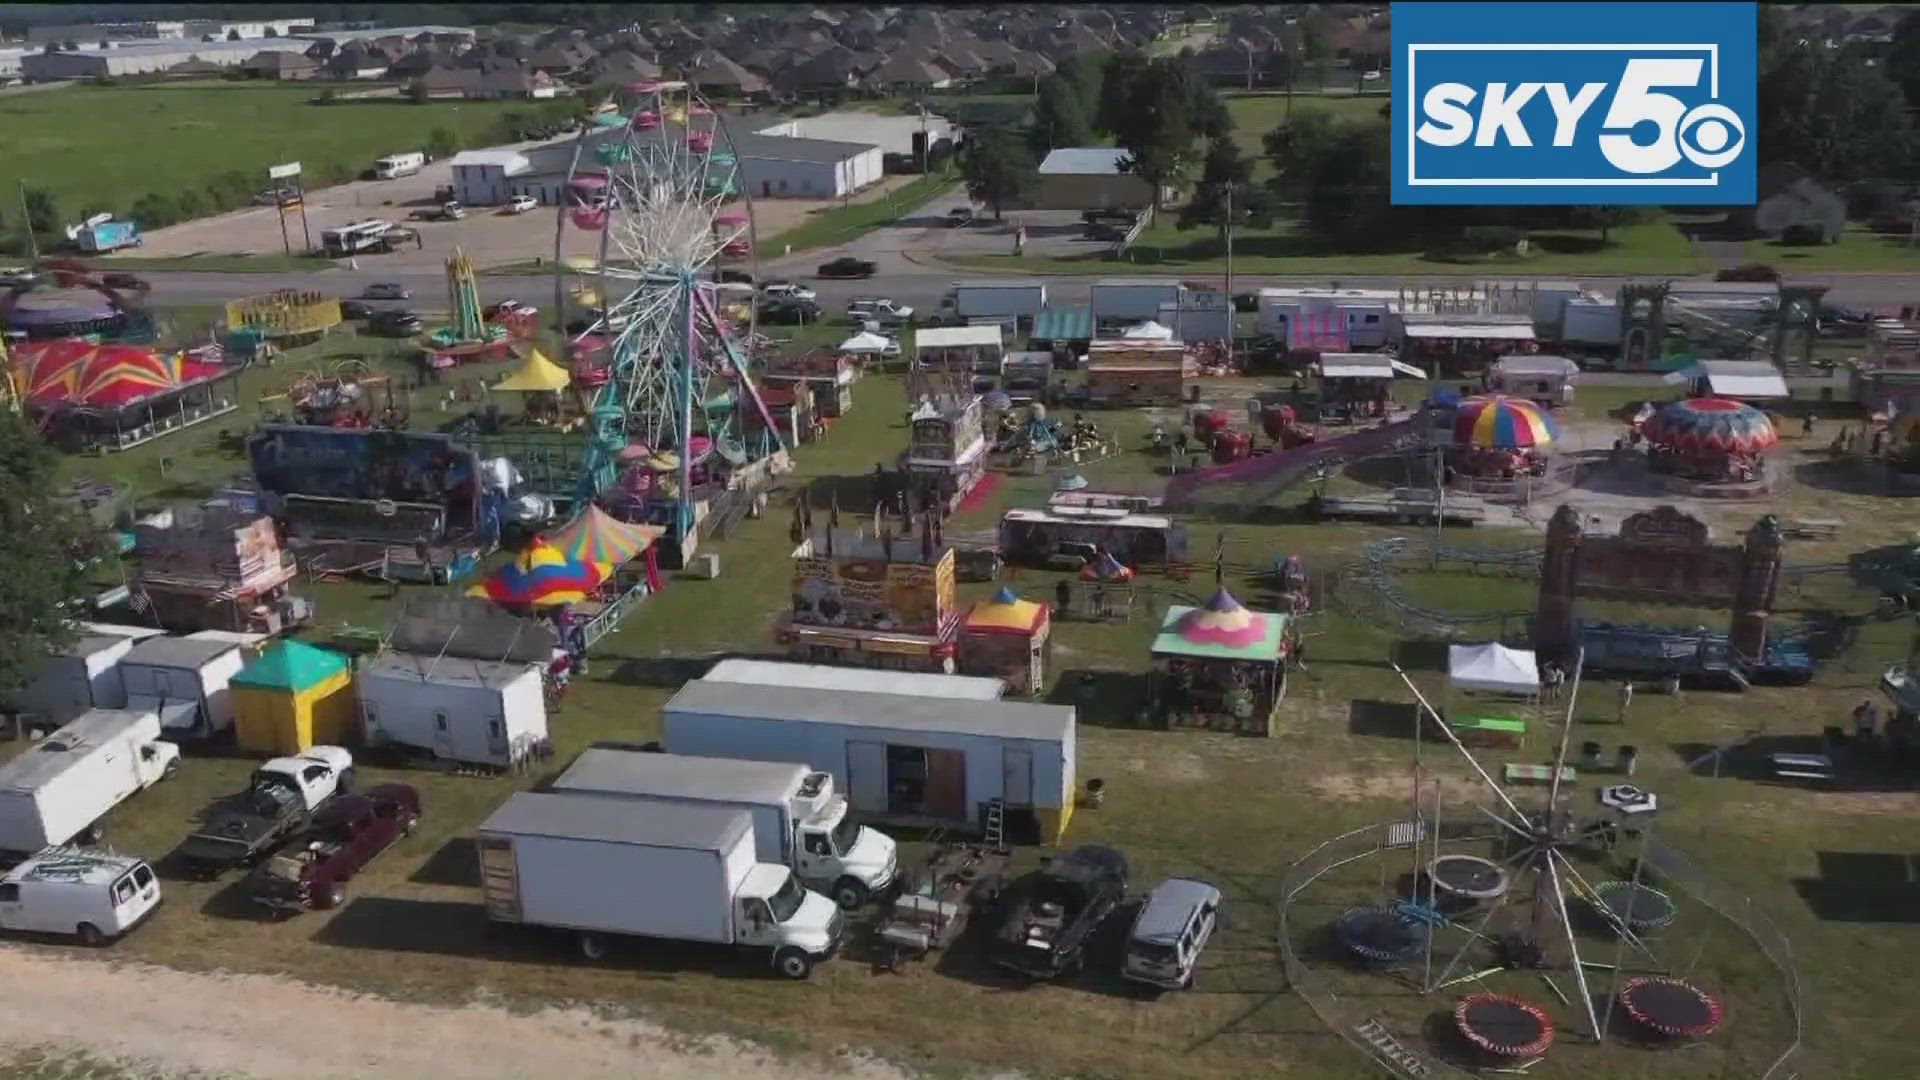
[1020, 147, 1168, 211]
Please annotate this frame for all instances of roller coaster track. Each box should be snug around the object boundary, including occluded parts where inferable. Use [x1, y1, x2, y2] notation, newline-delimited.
[1165, 416, 1435, 512]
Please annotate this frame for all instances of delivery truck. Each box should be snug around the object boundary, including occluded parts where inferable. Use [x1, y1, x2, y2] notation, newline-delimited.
[69, 217, 141, 255]
[0, 710, 181, 858]
[934, 280, 1048, 327]
[373, 151, 426, 179]
[1090, 279, 1185, 323]
[476, 791, 844, 978]
[552, 748, 899, 909]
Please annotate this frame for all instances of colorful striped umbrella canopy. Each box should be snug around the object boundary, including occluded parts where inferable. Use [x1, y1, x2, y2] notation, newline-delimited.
[1642, 397, 1778, 454]
[469, 538, 609, 608]
[1174, 588, 1269, 649]
[1452, 395, 1559, 449]
[1079, 551, 1135, 582]
[18, 340, 223, 408]
[545, 505, 663, 567]
[964, 587, 1048, 635]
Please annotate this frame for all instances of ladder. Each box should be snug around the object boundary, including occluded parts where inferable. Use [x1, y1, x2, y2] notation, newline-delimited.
[1353, 1019, 1432, 1078]
[982, 798, 1006, 851]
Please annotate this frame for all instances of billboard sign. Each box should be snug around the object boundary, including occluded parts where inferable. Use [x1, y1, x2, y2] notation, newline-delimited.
[1392, 2, 1756, 205]
[267, 162, 303, 180]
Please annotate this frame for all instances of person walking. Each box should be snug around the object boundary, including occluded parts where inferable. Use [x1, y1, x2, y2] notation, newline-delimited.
[1616, 679, 1634, 724]
[1054, 577, 1072, 619]
[1541, 661, 1563, 703]
[1853, 698, 1879, 740]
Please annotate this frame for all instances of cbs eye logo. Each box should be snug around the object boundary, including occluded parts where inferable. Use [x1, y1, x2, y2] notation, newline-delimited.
[1674, 103, 1745, 169]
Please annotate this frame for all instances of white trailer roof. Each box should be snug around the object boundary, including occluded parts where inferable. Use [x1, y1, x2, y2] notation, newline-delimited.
[703, 658, 1003, 700]
[362, 650, 538, 690]
[123, 636, 237, 670]
[557, 749, 809, 804]
[1663, 359, 1790, 399]
[668, 681, 1075, 743]
[0, 710, 155, 791]
[914, 325, 1004, 350]
[479, 791, 752, 850]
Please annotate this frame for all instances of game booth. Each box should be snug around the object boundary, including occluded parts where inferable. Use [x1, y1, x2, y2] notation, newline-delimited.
[15, 338, 238, 452]
[248, 424, 499, 583]
[1083, 339, 1191, 407]
[130, 503, 313, 635]
[764, 352, 855, 417]
[1639, 397, 1779, 496]
[902, 395, 988, 512]
[777, 503, 962, 673]
[958, 586, 1051, 695]
[1311, 353, 1427, 423]
[1442, 642, 1539, 749]
[1150, 586, 1292, 736]
[224, 290, 343, 360]
[1398, 317, 1538, 378]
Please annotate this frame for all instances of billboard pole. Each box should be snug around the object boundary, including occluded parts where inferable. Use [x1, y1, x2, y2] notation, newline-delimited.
[267, 161, 304, 257]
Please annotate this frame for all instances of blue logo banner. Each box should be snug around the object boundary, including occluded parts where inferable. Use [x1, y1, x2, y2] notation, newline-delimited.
[1391, 2, 1757, 205]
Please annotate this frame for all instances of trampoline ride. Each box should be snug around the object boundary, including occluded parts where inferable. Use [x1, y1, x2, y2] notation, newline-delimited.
[550, 80, 784, 557]
[1276, 649, 1801, 1077]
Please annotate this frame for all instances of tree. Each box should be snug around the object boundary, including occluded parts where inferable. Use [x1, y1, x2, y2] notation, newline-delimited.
[20, 186, 59, 241]
[406, 81, 431, 103]
[264, 26, 279, 37]
[1111, 57, 1200, 214]
[1262, 109, 1343, 201]
[1570, 206, 1644, 245]
[0, 410, 97, 699]
[1187, 78, 1232, 141]
[1030, 72, 1095, 153]
[226, 29, 241, 41]
[129, 192, 178, 229]
[425, 126, 460, 159]
[1756, 16, 1916, 181]
[1891, 12, 1920, 111]
[1178, 135, 1274, 242]
[959, 127, 1037, 220]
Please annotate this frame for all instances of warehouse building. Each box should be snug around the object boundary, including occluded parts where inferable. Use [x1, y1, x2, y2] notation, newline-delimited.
[448, 149, 534, 207]
[753, 111, 959, 159]
[21, 38, 312, 80]
[490, 127, 884, 206]
[27, 18, 315, 43]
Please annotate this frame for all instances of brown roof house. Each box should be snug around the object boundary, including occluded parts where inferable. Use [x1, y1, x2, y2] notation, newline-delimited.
[241, 50, 320, 80]
[410, 65, 483, 99]
[472, 68, 558, 100]
[528, 42, 595, 77]
[685, 52, 769, 97]
[775, 45, 866, 93]
[866, 50, 955, 91]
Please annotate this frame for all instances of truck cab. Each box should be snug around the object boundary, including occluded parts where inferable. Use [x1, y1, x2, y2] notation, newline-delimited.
[733, 863, 843, 978]
[788, 772, 897, 908]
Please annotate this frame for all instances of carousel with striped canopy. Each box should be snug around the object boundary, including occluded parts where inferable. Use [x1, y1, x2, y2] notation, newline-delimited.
[1640, 397, 1778, 488]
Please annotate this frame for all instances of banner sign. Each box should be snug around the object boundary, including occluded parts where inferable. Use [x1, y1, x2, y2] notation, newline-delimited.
[1393, 2, 1756, 205]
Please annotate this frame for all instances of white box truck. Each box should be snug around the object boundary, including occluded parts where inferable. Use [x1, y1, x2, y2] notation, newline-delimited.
[1091, 279, 1185, 323]
[1558, 299, 1621, 349]
[935, 280, 1047, 326]
[374, 151, 426, 179]
[476, 791, 844, 978]
[553, 748, 899, 909]
[0, 710, 181, 858]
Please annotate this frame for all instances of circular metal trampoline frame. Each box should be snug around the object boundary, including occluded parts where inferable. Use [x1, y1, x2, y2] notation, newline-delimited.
[1425, 854, 1511, 901]
[1454, 993, 1555, 1058]
[1618, 976, 1725, 1040]
[1333, 905, 1427, 963]
[1592, 880, 1678, 931]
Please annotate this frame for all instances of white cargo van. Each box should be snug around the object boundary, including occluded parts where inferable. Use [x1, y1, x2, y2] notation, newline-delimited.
[0, 709, 181, 857]
[0, 848, 161, 945]
[374, 152, 426, 179]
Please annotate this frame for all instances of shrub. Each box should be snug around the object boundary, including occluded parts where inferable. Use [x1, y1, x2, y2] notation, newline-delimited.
[1461, 225, 1526, 254]
[1778, 223, 1828, 246]
[128, 192, 179, 229]
[1714, 263, 1780, 282]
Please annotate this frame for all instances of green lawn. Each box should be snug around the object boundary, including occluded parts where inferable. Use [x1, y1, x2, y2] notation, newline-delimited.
[763, 170, 959, 255]
[33, 322, 1920, 1078]
[1746, 226, 1920, 272]
[0, 83, 534, 226]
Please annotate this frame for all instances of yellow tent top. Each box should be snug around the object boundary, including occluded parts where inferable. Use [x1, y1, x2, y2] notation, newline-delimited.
[560, 255, 600, 273]
[493, 348, 571, 393]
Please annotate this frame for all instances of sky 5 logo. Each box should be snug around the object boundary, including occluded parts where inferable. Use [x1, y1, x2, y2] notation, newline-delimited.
[1391, 2, 1757, 205]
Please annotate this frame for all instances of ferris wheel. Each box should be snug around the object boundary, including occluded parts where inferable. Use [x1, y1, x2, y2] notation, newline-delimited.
[552, 80, 783, 548]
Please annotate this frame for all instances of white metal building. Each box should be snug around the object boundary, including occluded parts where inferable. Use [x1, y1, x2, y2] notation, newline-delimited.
[753, 111, 958, 157]
[661, 679, 1077, 843]
[356, 651, 547, 768]
[20, 38, 311, 79]
[506, 130, 883, 206]
[702, 658, 1004, 700]
[448, 150, 534, 207]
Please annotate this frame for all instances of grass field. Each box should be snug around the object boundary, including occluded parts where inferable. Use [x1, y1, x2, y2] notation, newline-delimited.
[0, 83, 531, 227]
[765, 170, 960, 255]
[27, 318, 1920, 1078]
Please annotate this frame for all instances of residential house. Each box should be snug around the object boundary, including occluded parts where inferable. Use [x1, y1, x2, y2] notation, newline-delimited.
[386, 47, 443, 81]
[410, 65, 482, 98]
[866, 52, 955, 92]
[163, 57, 225, 78]
[473, 67, 557, 100]
[685, 52, 769, 97]
[528, 42, 594, 77]
[1192, 41, 1273, 89]
[323, 43, 392, 80]
[1024, 147, 1166, 211]
[241, 49, 319, 80]
[585, 49, 662, 85]
[775, 45, 865, 93]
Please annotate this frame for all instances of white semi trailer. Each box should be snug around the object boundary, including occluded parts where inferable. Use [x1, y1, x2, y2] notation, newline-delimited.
[0, 710, 180, 857]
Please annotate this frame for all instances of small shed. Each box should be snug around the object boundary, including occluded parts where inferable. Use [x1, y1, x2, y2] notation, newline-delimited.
[230, 640, 357, 756]
[1030, 306, 1095, 357]
[1150, 588, 1290, 736]
[119, 635, 248, 740]
[959, 587, 1052, 695]
[356, 650, 548, 768]
[661, 680, 1077, 844]
[1661, 359, 1790, 402]
[1488, 355, 1580, 407]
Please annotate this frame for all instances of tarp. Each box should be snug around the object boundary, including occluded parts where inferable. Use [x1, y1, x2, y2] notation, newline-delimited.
[1660, 359, 1789, 399]
[1031, 305, 1094, 341]
[544, 504, 663, 566]
[1121, 320, 1174, 341]
[492, 347, 571, 392]
[1448, 642, 1539, 695]
[914, 324, 1003, 349]
[964, 586, 1048, 636]
[231, 640, 349, 693]
[838, 331, 893, 353]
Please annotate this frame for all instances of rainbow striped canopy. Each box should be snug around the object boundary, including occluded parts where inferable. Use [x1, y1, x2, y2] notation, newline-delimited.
[1642, 397, 1778, 454]
[1175, 589, 1268, 649]
[469, 538, 609, 608]
[18, 339, 224, 409]
[1453, 396, 1559, 449]
[544, 504, 663, 567]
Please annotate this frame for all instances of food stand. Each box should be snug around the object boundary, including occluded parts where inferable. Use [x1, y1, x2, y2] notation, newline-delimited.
[902, 395, 988, 512]
[776, 508, 962, 673]
[764, 351, 855, 417]
[958, 587, 1051, 695]
[1084, 340, 1191, 406]
[1150, 587, 1291, 736]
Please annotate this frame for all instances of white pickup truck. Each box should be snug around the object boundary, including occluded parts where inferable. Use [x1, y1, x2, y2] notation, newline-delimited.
[176, 748, 355, 877]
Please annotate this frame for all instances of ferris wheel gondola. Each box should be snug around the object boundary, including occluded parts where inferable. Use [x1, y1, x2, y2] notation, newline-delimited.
[550, 80, 782, 554]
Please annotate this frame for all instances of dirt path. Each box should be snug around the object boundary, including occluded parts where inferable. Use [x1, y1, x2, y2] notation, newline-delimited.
[0, 946, 942, 1080]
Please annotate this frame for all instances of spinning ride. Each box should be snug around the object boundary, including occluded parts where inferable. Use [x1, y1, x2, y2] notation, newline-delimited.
[552, 80, 782, 551]
[1641, 398, 1777, 485]
[1449, 395, 1557, 481]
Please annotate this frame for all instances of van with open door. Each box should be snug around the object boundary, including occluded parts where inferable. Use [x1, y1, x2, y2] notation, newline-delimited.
[0, 848, 161, 945]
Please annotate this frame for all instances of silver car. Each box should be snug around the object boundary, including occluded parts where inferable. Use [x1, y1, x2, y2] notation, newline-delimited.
[1122, 878, 1220, 990]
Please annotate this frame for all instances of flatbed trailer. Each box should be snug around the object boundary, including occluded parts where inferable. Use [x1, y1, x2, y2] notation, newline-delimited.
[878, 841, 1008, 969]
[1308, 489, 1487, 526]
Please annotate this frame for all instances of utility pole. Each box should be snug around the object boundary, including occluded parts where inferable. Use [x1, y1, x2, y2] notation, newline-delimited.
[17, 180, 38, 266]
[1224, 182, 1235, 369]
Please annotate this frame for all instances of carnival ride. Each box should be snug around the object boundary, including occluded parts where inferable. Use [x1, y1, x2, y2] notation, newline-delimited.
[260, 358, 399, 429]
[1164, 413, 1432, 511]
[0, 258, 151, 341]
[550, 80, 783, 550]
[419, 248, 515, 364]
[1276, 650, 1795, 1077]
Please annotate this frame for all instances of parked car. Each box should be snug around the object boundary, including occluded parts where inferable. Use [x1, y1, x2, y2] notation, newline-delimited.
[362, 283, 410, 300]
[1122, 878, 1221, 990]
[245, 783, 421, 914]
[946, 206, 976, 227]
[176, 748, 356, 879]
[254, 188, 299, 206]
[485, 299, 537, 321]
[339, 299, 375, 320]
[0, 848, 160, 946]
[759, 299, 822, 325]
[716, 268, 754, 285]
[1082, 208, 1138, 226]
[369, 310, 423, 336]
[1715, 263, 1779, 283]
[505, 194, 538, 214]
[1232, 291, 1259, 313]
[1084, 223, 1127, 242]
[989, 845, 1129, 979]
[846, 298, 914, 326]
[100, 272, 148, 292]
[761, 281, 816, 303]
[817, 257, 877, 279]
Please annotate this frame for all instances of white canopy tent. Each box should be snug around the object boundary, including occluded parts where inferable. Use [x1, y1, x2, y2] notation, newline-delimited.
[838, 331, 894, 354]
[1448, 642, 1540, 696]
[1121, 320, 1175, 341]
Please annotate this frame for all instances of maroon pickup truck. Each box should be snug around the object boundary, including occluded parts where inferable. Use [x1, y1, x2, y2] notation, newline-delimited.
[246, 784, 422, 914]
